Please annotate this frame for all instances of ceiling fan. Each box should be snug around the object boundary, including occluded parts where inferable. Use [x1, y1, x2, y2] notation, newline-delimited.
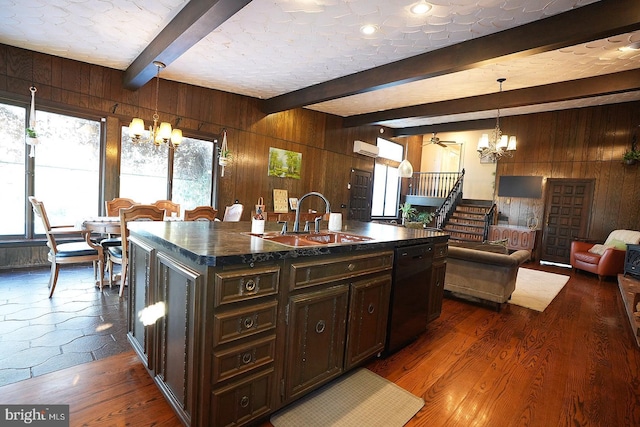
[424, 133, 456, 147]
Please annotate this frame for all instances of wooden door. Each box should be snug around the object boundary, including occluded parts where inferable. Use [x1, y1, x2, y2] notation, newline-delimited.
[344, 274, 391, 370]
[284, 284, 349, 401]
[540, 179, 594, 264]
[348, 169, 372, 221]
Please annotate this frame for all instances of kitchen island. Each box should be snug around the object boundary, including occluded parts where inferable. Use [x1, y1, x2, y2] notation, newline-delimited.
[126, 220, 448, 426]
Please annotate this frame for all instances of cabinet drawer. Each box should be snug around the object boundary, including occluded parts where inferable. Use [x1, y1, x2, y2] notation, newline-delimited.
[212, 335, 276, 383]
[213, 300, 278, 346]
[288, 251, 393, 291]
[210, 368, 274, 427]
[434, 242, 448, 259]
[214, 265, 280, 307]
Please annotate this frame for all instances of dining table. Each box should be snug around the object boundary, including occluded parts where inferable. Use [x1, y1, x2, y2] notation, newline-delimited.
[78, 216, 122, 290]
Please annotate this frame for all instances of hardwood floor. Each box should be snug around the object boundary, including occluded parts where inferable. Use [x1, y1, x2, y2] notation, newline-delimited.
[1, 264, 638, 427]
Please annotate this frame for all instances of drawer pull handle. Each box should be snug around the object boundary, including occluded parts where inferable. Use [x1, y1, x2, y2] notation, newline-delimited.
[244, 279, 256, 292]
[243, 317, 254, 329]
[315, 320, 326, 334]
[240, 396, 250, 408]
[242, 352, 253, 364]
[347, 263, 355, 271]
[368, 303, 375, 314]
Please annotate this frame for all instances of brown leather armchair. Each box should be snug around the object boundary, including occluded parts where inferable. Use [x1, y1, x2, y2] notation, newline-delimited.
[570, 229, 640, 281]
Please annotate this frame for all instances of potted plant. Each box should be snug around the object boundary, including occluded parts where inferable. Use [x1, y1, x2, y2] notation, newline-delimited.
[219, 149, 231, 167]
[26, 127, 39, 157]
[399, 202, 417, 226]
[623, 149, 640, 165]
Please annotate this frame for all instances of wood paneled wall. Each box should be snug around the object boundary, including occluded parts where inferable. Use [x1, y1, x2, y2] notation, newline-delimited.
[0, 44, 404, 222]
[495, 102, 640, 241]
[1, 43, 638, 267]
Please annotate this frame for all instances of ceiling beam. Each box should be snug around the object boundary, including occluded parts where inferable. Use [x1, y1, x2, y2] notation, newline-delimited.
[123, 0, 252, 90]
[344, 69, 640, 128]
[390, 119, 497, 138]
[259, 0, 640, 114]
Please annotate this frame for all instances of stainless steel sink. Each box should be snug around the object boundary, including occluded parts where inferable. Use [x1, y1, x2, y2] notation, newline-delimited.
[257, 231, 373, 247]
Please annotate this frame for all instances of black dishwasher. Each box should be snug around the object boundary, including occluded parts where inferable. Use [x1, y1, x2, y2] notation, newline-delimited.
[385, 244, 434, 355]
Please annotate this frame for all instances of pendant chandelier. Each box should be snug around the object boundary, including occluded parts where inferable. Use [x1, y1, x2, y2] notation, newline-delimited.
[477, 78, 516, 162]
[398, 141, 414, 178]
[129, 61, 183, 149]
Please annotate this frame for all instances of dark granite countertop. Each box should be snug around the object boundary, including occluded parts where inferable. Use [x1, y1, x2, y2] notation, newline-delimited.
[128, 220, 449, 267]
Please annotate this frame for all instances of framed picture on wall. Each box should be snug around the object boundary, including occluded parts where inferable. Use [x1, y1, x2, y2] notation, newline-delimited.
[268, 147, 302, 179]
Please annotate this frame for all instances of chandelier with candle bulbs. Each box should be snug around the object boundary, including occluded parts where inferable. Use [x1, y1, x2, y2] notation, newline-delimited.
[129, 61, 183, 149]
[477, 78, 516, 162]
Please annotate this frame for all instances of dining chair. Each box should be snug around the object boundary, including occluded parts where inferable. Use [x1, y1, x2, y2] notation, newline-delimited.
[29, 196, 104, 298]
[105, 197, 137, 217]
[153, 200, 181, 219]
[107, 204, 165, 297]
[223, 204, 244, 221]
[184, 206, 218, 221]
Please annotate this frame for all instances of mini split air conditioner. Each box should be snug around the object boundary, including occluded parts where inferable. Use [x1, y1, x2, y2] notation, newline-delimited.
[353, 140, 379, 158]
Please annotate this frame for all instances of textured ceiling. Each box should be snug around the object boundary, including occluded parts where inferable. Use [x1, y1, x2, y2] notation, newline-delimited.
[1, 0, 639, 132]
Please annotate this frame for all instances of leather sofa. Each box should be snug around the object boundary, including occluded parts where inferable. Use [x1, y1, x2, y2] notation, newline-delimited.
[570, 229, 640, 281]
[444, 245, 531, 309]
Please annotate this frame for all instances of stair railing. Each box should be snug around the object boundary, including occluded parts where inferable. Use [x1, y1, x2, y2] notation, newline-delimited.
[483, 203, 497, 241]
[408, 171, 463, 198]
[433, 169, 465, 229]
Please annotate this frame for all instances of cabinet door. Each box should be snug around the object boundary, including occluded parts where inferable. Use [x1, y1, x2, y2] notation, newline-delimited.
[155, 252, 204, 426]
[427, 259, 446, 323]
[345, 274, 391, 369]
[285, 284, 349, 401]
[127, 236, 156, 371]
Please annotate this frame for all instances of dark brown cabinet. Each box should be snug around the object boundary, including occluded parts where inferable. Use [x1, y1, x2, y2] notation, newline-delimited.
[126, 227, 446, 427]
[127, 236, 156, 371]
[154, 252, 204, 425]
[345, 275, 391, 369]
[284, 284, 349, 401]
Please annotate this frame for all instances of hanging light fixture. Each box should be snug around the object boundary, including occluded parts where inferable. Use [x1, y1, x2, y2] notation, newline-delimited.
[398, 141, 414, 178]
[477, 78, 517, 162]
[129, 61, 183, 149]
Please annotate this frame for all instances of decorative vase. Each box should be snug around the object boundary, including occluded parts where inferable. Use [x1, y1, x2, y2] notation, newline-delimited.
[625, 159, 637, 166]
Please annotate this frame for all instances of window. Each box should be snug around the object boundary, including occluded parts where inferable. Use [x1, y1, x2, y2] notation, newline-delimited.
[0, 103, 102, 237]
[0, 103, 27, 236]
[33, 112, 101, 233]
[371, 138, 403, 219]
[120, 127, 215, 210]
[173, 138, 214, 210]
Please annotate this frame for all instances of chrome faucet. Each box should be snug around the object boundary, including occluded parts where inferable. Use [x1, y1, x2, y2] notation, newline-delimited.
[293, 192, 331, 233]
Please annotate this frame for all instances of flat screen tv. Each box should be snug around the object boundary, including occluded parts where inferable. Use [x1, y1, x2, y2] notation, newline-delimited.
[498, 175, 543, 199]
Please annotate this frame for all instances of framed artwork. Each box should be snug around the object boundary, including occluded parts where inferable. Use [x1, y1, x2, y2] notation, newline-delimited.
[273, 189, 289, 213]
[268, 147, 302, 179]
[289, 198, 298, 211]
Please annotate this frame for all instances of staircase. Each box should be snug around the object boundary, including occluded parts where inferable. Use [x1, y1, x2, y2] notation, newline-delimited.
[442, 200, 494, 244]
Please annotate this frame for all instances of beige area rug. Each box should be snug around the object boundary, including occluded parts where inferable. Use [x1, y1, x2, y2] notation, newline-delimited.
[270, 368, 424, 427]
[509, 267, 570, 312]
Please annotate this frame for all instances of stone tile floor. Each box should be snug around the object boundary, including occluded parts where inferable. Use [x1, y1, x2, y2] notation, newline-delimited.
[0, 264, 128, 387]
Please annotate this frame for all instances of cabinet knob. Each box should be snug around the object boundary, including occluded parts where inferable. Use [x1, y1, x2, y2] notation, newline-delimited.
[242, 352, 253, 364]
[315, 320, 326, 334]
[240, 396, 250, 408]
[244, 279, 256, 292]
[347, 263, 355, 271]
[243, 317, 254, 329]
[368, 303, 375, 314]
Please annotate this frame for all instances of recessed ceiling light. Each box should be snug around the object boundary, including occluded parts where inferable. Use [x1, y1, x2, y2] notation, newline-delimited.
[410, 1, 432, 15]
[619, 42, 640, 52]
[360, 24, 377, 35]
